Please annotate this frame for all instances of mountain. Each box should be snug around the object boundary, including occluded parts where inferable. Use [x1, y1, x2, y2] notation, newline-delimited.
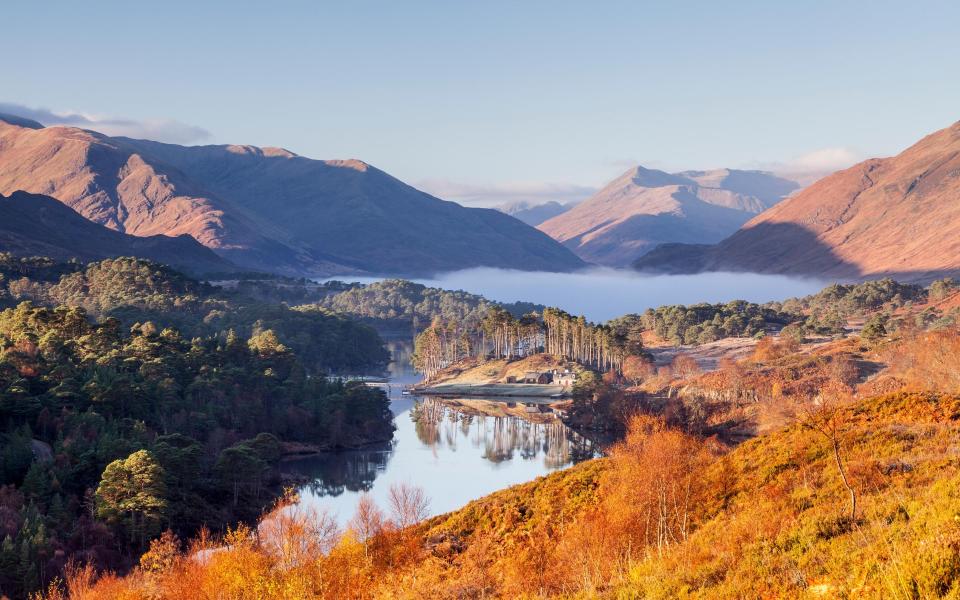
[0, 117, 584, 276]
[634, 121, 960, 282]
[537, 166, 799, 266]
[497, 200, 576, 226]
[0, 191, 234, 275]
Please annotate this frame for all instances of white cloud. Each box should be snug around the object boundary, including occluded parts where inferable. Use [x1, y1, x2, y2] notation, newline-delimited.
[416, 179, 596, 208]
[0, 102, 211, 144]
[749, 147, 862, 187]
[787, 147, 860, 173]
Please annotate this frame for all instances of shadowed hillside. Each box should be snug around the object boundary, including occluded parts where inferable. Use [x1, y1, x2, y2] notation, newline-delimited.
[0, 191, 234, 275]
[635, 221, 861, 278]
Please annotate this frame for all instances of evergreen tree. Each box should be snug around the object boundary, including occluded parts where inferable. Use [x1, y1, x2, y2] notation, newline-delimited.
[96, 450, 168, 548]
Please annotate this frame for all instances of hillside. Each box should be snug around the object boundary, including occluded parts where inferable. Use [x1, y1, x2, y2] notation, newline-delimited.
[538, 166, 798, 266]
[0, 190, 233, 275]
[420, 390, 960, 598]
[635, 120, 960, 282]
[0, 117, 584, 276]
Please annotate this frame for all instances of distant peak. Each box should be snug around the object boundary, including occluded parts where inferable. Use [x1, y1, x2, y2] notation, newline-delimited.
[262, 146, 297, 158]
[625, 165, 690, 188]
[222, 144, 297, 158]
[0, 113, 45, 130]
[324, 159, 371, 172]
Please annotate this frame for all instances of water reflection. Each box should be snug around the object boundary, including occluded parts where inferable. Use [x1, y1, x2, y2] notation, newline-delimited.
[410, 398, 599, 469]
[289, 340, 601, 526]
[285, 443, 393, 497]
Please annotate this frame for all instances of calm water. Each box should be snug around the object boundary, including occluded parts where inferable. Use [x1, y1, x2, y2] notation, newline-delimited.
[294, 269, 828, 525]
[287, 340, 600, 527]
[320, 268, 828, 322]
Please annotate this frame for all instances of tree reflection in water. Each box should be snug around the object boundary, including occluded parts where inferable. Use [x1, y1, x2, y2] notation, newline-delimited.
[283, 400, 599, 508]
[283, 442, 394, 497]
[409, 398, 599, 469]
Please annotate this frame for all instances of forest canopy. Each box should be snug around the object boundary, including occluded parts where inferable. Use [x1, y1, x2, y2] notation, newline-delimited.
[310, 278, 542, 331]
[0, 256, 397, 597]
[1, 256, 389, 374]
[0, 299, 393, 598]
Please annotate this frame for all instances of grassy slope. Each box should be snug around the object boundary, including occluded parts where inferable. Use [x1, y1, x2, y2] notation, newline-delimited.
[422, 459, 608, 544]
[415, 391, 960, 598]
[621, 391, 960, 598]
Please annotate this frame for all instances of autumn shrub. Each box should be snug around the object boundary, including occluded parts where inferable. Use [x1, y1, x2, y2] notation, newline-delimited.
[751, 335, 800, 363]
[621, 354, 655, 386]
[885, 326, 960, 393]
[602, 415, 713, 552]
[671, 353, 700, 379]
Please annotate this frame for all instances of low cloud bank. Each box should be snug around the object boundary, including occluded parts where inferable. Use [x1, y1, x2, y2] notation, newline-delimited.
[0, 102, 211, 144]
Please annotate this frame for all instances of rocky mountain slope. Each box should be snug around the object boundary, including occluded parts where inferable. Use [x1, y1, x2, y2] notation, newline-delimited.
[0, 191, 233, 275]
[538, 166, 798, 266]
[635, 120, 960, 282]
[0, 116, 583, 276]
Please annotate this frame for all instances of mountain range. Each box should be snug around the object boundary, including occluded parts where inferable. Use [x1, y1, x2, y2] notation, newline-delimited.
[537, 167, 799, 266]
[635, 120, 960, 282]
[0, 115, 583, 276]
[0, 190, 233, 274]
[5, 109, 959, 283]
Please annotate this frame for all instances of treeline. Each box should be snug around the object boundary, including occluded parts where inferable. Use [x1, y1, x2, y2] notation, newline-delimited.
[1, 257, 388, 374]
[618, 300, 794, 345]
[781, 277, 926, 319]
[776, 277, 960, 340]
[312, 278, 542, 332]
[779, 278, 928, 334]
[412, 306, 646, 379]
[0, 301, 392, 598]
[612, 278, 957, 347]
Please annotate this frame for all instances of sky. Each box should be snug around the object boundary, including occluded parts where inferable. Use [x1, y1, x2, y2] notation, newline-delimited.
[3, 0, 959, 206]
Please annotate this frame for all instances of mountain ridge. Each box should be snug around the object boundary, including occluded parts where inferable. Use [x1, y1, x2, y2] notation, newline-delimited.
[0, 117, 584, 276]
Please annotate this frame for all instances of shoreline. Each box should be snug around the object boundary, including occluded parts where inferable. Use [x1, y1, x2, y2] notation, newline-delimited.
[413, 381, 569, 399]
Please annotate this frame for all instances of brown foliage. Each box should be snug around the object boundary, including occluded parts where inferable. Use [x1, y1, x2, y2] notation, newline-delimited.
[622, 354, 654, 385]
[886, 327, 960, 394]
[671, 353, 700, 379]
[603, 415, 713, 553]
[752, 335, 799, 363]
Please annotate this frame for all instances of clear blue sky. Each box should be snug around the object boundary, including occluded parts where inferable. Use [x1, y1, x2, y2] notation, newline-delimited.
[4, 1, 959, 205]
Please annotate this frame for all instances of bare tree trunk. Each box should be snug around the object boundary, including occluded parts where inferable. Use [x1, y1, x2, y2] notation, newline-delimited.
[832, 437, 857, 522]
